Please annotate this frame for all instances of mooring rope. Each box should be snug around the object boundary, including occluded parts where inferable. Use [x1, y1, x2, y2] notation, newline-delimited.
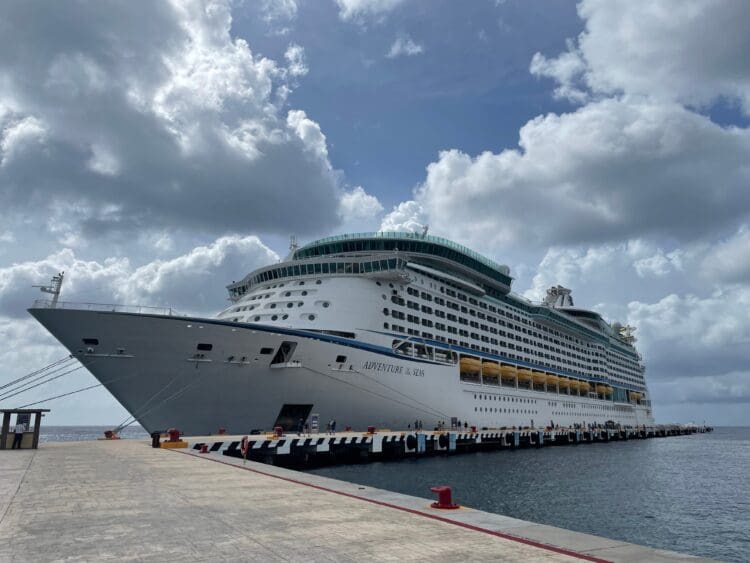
[0, 362, 93, 402]
[0, 355, 74, 392]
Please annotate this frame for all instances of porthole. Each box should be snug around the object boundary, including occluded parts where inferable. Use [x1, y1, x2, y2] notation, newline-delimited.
[271, 315, 278, 321]
[282, 314, 288, 320]
[298, 281, 305, 286]
[270, 303, 276, 309]
[297, 302, 303, 307]
[287, 303, 293, 308]
[254, 316, 261, 321]
[383, 322, 389, 329]
[322, 302, 330, 308]
[308, 314, 316, 321]
[382, 294, 386, 300]
[285, 291, 291, 297]
[315, 280, 322, 285]
[301, 290, 308, 296]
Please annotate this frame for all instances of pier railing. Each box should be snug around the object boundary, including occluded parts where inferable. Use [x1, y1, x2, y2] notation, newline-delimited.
[31, 299, 176, 316]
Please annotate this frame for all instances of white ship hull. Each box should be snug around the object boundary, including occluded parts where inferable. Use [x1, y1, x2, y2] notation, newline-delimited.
[30, 308, 654, 435]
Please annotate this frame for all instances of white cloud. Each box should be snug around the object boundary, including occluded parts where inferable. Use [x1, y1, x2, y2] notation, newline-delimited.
[530, 40, 588, 103]
[284, 43, 308, 77]
[387, 35, 424, 58]
[335, 0, 406, 22]
[409, 99, 750, 254]
[531, 0, 750, 112]
[0, 115, 46, 166]
[380, 200, 427, 233]
[701, 226, 750, 284]
[261, 0, 298, 24]
[338, 186, 384, 221]
[0, 235, 278, 318]
[628, 287, 750, 380]
[0, 0, 345, 239]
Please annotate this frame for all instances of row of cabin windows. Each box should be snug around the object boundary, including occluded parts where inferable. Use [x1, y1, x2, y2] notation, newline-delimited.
[390, 284, 641, 378]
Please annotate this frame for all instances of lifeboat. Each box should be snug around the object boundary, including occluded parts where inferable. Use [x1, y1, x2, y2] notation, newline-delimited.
[604, 385, 613, 396]
[595, 384, 607, 395]
[579, 382, 591, 393]
[532, 370, 547, 385]
[459, 357, 481, 373]
[630, 391, 641, 401]
[500, 365, 517, 380]
[568, 380, 580, 391]
[482, 362, 501, 377]
[516, 368, 532, 382]
[546, 374, 559, 387]
[557, 377, 570, 389]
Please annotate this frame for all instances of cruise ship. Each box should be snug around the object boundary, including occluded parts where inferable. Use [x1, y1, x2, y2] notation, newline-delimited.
[29, 232, 654, 434]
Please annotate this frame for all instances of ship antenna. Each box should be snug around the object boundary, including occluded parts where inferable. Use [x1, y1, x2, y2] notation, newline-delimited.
[33, 271, 65, 308]
[421, 225, 429, 238]
[289, 235, 298, 253]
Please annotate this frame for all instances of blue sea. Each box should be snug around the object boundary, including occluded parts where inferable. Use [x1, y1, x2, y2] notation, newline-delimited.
[40, 425, 150, 442]
[42, 426, 748, 561]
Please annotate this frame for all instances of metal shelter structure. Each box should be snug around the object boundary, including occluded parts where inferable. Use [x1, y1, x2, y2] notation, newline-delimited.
[0, 409, 50, 449]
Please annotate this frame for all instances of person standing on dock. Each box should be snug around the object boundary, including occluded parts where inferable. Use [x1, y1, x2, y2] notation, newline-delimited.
[11, 420, 26, 449]
[330, 419, 336, 434]
[296, 417, 304, 436]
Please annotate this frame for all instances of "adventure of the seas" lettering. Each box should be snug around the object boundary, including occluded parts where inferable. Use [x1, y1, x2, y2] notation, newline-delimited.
[361, 360, 424, 377]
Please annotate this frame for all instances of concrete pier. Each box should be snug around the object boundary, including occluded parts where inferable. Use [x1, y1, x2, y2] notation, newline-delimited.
[0, 440, 713, 562]
[185, 424, 711, 469]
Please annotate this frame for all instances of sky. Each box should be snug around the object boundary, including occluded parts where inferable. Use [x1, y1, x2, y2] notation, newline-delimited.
[1, 0, 749, 426]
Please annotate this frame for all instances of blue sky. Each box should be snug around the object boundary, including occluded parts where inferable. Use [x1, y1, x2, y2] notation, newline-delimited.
[1, 0, 749, 426]
[236, 0, 582, 208]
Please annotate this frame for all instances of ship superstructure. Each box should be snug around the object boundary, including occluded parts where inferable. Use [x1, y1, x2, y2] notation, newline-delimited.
[30, 232, 653, 434]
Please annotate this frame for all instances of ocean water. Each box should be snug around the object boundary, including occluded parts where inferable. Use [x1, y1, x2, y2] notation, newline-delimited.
[40, 425, 150, 442]
[309, 427, 750, 562]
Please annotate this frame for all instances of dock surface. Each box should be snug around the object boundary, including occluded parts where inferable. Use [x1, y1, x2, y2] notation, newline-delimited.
[0, 440, 712, 562]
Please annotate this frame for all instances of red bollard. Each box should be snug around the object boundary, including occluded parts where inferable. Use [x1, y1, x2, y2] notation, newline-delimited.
[200, 444, 209, 454]
[430, 486, 460, 509]
[273, 426, 283, 438]
[218, 427, 226, 435]
[167, 428, 181, 442]
[367, 425, 376, 434]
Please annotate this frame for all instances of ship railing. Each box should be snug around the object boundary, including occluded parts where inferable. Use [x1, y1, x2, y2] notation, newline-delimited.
[31, 299, 177, 316]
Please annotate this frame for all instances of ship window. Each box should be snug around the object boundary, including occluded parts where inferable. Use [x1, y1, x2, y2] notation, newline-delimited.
[82, 338, 99, 346]
[254, 316, 261, 321]
[322, 302, 330, 308]
[287, 303, 293, 308]
[282, 314, 288, 320]
[301, 290, 308, 296]
[271, 315, 278, 321]
[260, 347, 274, 354]
[316, 279, 322, 284]
[308, 314, 316, 320]
[336, 355, 347, 363]
[196, 343, 213, 351]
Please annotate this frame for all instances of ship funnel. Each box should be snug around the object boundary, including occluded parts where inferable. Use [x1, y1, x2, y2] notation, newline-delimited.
[544, 285, 574, 308]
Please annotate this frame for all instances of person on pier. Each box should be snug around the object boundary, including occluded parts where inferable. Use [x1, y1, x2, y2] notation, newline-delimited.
[11, 419, 26, 449]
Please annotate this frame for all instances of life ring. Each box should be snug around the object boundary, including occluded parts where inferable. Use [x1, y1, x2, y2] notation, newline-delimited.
[240, 435, 249, 457]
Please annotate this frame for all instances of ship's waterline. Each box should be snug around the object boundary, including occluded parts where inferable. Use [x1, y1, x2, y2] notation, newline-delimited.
[29, 231, 653, 434]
